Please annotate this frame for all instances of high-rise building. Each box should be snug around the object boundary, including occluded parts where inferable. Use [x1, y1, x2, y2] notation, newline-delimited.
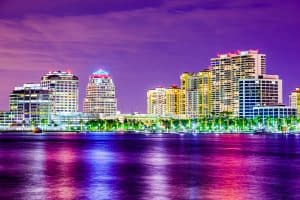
[180, 69, 211, 118]
[147, 87, 167, 116]
[147, 86, 184, 117]
[290, 88, 300, 117]
[211, 50, 266, 116]
[83, 69, 117, 117]
[9, 83, 50, 126]
[41, 71, 79, 118]
[166, 85, 185, 117]
[239, 75, 282, 118]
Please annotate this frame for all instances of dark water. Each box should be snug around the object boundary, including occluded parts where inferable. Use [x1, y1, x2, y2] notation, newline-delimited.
[1, 133, 300, 200]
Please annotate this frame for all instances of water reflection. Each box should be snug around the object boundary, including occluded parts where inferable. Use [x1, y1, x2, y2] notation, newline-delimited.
[84, 144, 119, 200]
[44, 145, 78, 200]
[144, 140, 171, 200]
[0, 134, 300, 199]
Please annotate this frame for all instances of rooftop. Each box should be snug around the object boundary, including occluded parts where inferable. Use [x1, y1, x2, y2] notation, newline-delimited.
[91, 69, 111, 79]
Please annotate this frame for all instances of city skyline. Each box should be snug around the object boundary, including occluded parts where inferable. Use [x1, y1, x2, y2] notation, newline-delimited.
[0, 49, 298, 114]
[0, 0, 300, 113]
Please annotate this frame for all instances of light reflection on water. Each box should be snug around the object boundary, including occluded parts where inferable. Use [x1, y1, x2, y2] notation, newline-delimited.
[0, 133, 300, 199]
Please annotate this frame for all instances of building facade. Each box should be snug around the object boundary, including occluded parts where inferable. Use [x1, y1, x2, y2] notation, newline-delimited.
[180, 69, 211, 118]
[211, 50, 266, 116]
[239, 75, 282, 118]
[253, 105, 297, 120]
[41, 71, 79, 118]
[0, 112, 14, 128]
[290, 88, 300, 117]
[83, 69, 117, 117]
[9, 83, 51, 126]
[147, 87, 167, 116]
[147, 86, 184, 117]
[166, 85, 185, 117]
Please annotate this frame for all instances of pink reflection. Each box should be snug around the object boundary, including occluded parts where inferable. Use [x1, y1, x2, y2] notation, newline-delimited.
[202, 135, 266, 200]
[44, 145, 78, 200]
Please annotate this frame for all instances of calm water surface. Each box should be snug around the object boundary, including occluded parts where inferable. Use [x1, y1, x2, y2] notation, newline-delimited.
[0, 133, 300, 200]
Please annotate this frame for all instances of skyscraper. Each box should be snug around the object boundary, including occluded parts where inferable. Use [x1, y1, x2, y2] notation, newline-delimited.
[147, 87, 167, 116]
[290, 88, 300, 117]
[166, 85, 185, 117]
[9, 83, 50, 126]
[180, 69, 211, 118]
[41, 71, 79, 118]
[147, 85, 184, 117]
[239, 75, 282, 118]
[211, 50, 266, 116]
[83, 69, 117, 117]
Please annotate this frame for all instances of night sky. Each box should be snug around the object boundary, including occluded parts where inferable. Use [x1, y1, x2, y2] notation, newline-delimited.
[0, 0, 300, 113]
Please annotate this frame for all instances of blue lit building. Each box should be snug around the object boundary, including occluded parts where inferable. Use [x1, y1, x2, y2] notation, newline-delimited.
[239, 75, 282, 118]
[253, 105, 297, 120]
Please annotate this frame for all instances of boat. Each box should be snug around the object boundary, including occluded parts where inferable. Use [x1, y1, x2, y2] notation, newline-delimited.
[254, 128, 267, 134]
[32, 127, 43, 133]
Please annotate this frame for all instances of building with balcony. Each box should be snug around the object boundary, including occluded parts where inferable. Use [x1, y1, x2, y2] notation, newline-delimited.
[41, 71, 79, 120]
[83, 69, 117, 117]
[211, 50, 266, 116]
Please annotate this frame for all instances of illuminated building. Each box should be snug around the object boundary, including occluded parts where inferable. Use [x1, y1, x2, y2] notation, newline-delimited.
[211, 50, 266, 116]
[9, 83, 50, 126]
[253, 105, 296, 120]
[83, 69, 117, 117]
[180, 69, 211, 118]
[290, 88, 300, 117]
[0, 112, 14, 128]
[41, 71, 79, 118]
[166, 85, 185, 117]
[147, 86, 184, 117]
[239, 75, 282, 118]
[147, 87, 167, 116]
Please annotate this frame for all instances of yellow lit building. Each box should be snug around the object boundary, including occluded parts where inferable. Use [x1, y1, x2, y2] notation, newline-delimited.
[290, 88, 300, 117]
[180, 69, 211, 118]
[147, 87, 167, 116]
[166, 85, 186, 117]
[147, 86, 185, 117]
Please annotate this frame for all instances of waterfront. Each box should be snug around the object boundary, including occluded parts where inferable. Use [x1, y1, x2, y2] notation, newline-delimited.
[1, 133, 300, 199]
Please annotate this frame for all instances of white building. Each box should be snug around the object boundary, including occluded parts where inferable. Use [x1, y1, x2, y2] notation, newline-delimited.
[41, 71, 79, 121]
[83, 69, 117, 117]
[9, 83, 51, 126]
[211, 50, 266, 116]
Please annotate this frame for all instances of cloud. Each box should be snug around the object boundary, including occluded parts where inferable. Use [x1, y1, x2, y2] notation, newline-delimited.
[0, 0, 164, 18]
[0, 0, 297, 72]
[0, 0, 299, 112]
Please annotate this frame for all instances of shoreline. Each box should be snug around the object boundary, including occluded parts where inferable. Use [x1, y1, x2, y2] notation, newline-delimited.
[0, 130, 297, 136]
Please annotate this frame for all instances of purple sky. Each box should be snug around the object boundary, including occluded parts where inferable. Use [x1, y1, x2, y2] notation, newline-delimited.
[0, 0, 300, 113]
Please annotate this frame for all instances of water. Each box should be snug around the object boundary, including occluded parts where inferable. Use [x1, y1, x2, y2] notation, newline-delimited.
[1, 133, 300, 200]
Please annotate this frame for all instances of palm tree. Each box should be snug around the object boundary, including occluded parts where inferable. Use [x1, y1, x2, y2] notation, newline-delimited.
[79, 119, 84, 131]
[41, 118, 48, 131]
